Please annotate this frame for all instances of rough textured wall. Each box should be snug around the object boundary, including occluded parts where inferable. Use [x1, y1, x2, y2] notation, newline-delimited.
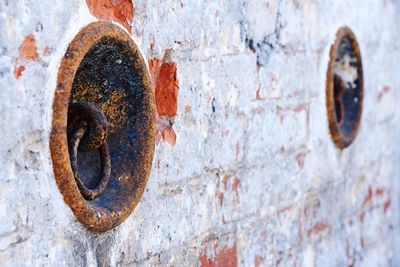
[0, 0, 399, 266]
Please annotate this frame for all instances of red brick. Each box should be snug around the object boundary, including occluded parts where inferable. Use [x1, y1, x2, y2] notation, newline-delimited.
[86, 0, 134, 31]
[200, 243, 237, 267]
[13, 65, 25, 79]
[155, 62, 179, 117]
[161, 126, 176, 146]
[14, 35, 38, 79]
[19, 35, 38, 60]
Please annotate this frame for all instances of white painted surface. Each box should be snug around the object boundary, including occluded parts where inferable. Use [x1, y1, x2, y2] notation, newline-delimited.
[0, 0, 399, 266]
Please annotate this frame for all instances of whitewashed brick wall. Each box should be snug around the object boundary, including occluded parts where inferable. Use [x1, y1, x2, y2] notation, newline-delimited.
[0, 0, 399, 266]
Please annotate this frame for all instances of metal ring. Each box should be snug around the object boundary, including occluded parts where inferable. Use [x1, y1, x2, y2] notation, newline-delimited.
[68, 121, 111, 200]
[68, 101, 109, 152]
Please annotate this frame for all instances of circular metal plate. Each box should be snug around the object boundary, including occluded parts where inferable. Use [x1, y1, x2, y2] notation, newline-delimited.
[50, 22, 155, 232]
[326, 27, 363, 149]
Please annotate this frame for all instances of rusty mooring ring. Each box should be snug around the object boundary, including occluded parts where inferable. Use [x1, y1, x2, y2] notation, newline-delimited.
[50, 22, 155, 232]
[68, 101, 109, 152]
[68, 120, 111, 200]
[326, 26, 363, 149]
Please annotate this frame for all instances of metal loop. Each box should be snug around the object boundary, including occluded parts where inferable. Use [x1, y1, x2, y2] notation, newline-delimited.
[68, 101, 108, 151]
[67, 101, 111, 200]
[68, 121, 111, 200]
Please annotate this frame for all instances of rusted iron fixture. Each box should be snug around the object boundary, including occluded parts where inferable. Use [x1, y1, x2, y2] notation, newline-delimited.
[50, 22, 156, 232]
[326, 27, 363, 149]
[68, 101, 111, 200]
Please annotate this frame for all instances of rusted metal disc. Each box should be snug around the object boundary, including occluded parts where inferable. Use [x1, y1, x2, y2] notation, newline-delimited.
[326, 27, 363, 149]
[50, 22, 156, 232]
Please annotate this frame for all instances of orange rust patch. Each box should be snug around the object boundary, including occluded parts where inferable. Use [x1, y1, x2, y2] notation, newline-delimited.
[72, 86, 128, 133]
[86, 0, 134, 32]
[14, 35, 39, 79]
[155, 62, 179, 117]
[200, 243, 237, 267]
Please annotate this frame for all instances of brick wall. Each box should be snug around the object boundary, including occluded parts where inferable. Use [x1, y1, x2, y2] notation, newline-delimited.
[0, 0, 399, 266]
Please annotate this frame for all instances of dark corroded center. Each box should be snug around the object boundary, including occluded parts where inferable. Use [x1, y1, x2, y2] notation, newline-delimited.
[70, 36, 148, 209]
[327, 27, 363, 149]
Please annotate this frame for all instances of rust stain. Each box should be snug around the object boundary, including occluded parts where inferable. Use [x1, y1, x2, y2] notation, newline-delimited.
[86, 0, 134, 32]
[200, 243, 237, 267]
[14, 35, 39, 79]
[72, 85, 128, 133]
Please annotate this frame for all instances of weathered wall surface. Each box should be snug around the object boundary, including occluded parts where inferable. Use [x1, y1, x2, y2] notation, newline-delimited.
[0, 0, 399, 266]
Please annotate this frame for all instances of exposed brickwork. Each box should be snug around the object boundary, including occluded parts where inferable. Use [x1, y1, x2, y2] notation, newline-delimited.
[155, 62, 179, 117]
[86, 0, 134, 31]
[18, 35, 39, 61]
[200, 243, 237, 267]
[149, 55, 179, 146]
[14, 35, 38, 78]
